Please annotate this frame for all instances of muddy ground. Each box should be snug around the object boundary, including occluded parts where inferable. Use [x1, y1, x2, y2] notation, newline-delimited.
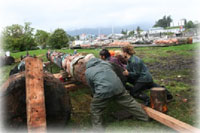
[146, 54, 196, 85]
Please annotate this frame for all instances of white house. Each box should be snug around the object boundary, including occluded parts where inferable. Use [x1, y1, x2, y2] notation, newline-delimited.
[71, 40, 83, 47]
[148, 27, 165, 34]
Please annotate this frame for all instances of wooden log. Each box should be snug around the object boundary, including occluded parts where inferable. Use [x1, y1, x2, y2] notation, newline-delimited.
[177, 38, 188, 44]
[46, 51, 93, 85]
[25, 57, 46, 133]
[187, 37, 193, 44]
[1, 72, 71, 130]
[150, 87, 167, 113]
[73, 58, 87, 85]
[142, 105, 200, 133]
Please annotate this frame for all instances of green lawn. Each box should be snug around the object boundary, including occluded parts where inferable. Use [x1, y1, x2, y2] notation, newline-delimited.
[1, 43, 199, 132]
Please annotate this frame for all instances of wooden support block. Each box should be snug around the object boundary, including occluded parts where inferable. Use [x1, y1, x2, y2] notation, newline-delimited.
[43, 61, 50, 66]
[64, 84, 88, 91]
[150, 87, 167, 113]
[53, 71, 69, 79]
[25, 57, 46, 133]
[142, 105, 200, 133]
[53, 73, 62, 79]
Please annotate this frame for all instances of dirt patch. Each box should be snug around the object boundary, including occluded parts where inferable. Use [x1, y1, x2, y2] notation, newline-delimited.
[145, 55, 196, 85]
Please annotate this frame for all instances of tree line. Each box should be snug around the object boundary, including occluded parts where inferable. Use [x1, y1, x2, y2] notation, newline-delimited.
[1, 22, 75, 52]
[153, 15, 198, 29]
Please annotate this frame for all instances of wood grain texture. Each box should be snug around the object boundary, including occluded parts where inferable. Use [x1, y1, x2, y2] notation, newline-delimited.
[150, 87, 167, 113]
[25, 57, 46, 133]
[142, 105, 199, 133]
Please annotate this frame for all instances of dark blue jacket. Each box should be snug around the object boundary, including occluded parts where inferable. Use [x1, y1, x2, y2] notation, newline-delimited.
[127, 55, 153, 83]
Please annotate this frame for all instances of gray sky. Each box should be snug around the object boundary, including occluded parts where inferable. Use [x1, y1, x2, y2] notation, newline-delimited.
[0, 0, 199, 32]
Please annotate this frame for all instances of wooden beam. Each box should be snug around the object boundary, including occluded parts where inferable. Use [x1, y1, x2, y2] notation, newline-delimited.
[25, 57, 46, 133]
[142, 105, 199, 133]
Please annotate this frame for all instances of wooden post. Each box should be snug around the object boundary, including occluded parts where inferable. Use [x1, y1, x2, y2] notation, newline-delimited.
[142, 105, 200, 133]
[150, 87, 167, 113]
[25, 57, 46, 133]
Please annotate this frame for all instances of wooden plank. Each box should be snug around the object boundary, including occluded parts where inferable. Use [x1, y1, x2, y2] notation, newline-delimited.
[142, 105, 199, 133]
[25, 57, 46, 133]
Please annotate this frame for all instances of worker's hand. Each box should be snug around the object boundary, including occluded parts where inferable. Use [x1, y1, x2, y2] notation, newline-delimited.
[123, 69, 129, 76]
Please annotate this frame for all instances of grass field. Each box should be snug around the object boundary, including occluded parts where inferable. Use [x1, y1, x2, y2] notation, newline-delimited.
[1, 43, 199, 132]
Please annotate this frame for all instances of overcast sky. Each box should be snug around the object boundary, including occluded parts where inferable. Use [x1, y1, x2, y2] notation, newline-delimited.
[0, 0, 199, 32]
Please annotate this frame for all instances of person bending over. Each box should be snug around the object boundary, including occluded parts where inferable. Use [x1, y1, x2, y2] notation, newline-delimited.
[85, 58, 149, 130]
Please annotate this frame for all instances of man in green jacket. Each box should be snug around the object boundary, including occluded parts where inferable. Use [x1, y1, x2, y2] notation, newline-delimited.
[121, 45, 173, 105]
[85, 58, 149, 130]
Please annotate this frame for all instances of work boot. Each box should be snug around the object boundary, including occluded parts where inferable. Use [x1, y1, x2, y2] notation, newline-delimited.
[133, 93, 150, 106]
[166, 90, 173, 100]
[125, 84, 133, 91]
[161, 86, 173, 100]
[144, 98, 151, 106]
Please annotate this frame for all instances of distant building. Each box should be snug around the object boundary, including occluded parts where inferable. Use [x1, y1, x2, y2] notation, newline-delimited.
[170, 19, 185, 27]
[140, 31, 147, 35]
[148, 27, 165, 34]
[107, 33, 124, 40]
[79, 33, 87, 40]
[79, 33, 96, 41]
[97, 34, 107, 40]
[148, 26, 184, 35]
[166, 28, 185, 33]
[71, 40, 83, 47]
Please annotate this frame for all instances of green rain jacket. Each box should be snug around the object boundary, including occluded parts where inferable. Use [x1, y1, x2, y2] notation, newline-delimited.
[127, 55, 153, 83]
[85, 58, 125, 99]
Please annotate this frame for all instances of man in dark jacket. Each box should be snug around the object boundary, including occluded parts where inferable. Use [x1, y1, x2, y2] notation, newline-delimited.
[121, 45, 173, 105]
[85, 58, 149, 130]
